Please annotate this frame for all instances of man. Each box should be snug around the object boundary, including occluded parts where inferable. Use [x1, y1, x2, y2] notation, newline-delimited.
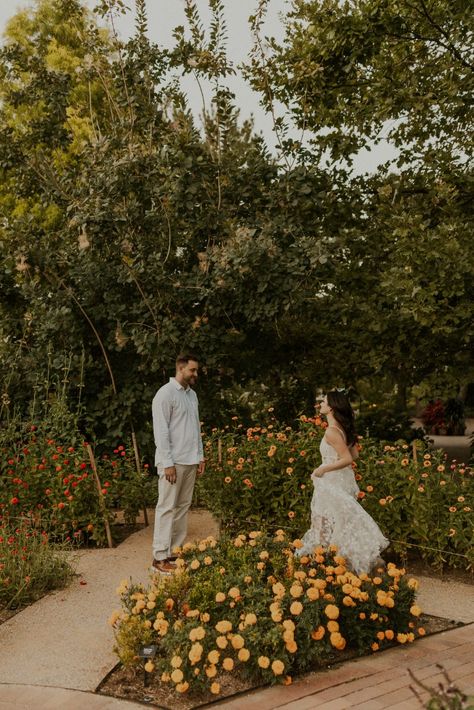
[151, 353, 205, 574]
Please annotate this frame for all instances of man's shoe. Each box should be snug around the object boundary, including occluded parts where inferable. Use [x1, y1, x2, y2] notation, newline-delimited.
[151, 558, 176, 575]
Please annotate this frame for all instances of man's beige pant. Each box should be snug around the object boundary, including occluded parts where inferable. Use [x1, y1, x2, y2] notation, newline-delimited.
[152, 463, 197, 561]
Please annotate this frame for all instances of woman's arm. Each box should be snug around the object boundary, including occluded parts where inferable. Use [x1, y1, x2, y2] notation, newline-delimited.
[312, 428, 353, 477]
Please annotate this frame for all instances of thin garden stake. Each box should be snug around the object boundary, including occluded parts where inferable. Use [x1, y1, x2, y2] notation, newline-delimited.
[131, 431, 149, 526]
[87, 444, 114, 549]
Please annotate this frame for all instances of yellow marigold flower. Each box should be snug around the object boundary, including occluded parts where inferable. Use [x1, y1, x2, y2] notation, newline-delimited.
[216, 635, 228, 649]
[204, 556, 213, 566]
[144, 660, 154, 672]
[313, 579, 327, 590]
[161, 671, 171, 682]
[205, 664, 217, 678]
[207, 650, 220, 665]
[372, 576, 382, 585]
[290, 601, 303, 616]
[282, 619, 295, 631]
[222, 657, 234, 671]
[244, 613, 257, 625]
[258, 655, 270, 669]
[171, 656, 183, 668]
[228, 587, 241, 599]
[282, 629, 294, 643]
[257, 562, 265, 570]
[324, 604, 340, 620]
[327, 620, 339, 632]
[244, 575, 252, 584]
[189, 626, 206, 642]
[259, 550, 269, 561]
[410, 605, 422, 617]
[306, 587, 319, 601]
[271, 611, 283, 622]
[290, 584, 304, 598]
[215, 620, 232, 634]
[343, 596, 356, 607]
[385, 597, 395, 608]
[215, 591, 226, 604]
[210, 682, 221, 694]
[231, 634, 245, 650]
[397, 633, 408, 644]
[286, 640, 298, 653]
[272, 660, 285, 675]
[188, 642, 203, 663]
[238, 647, 250, 662]
[201, 612, 210, 623]
[190, 559, 200, 570]
[176, 681, 189, 693]
[234, 538, 244, 548]
[272, 582, 286, 598]
[311, 626, 325, 640]
[171, 668, 184, 683]
[407, 578, 419, 590]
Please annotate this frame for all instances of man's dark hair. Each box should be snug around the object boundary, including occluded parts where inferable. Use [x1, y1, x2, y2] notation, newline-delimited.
[176, 352, 199, 366]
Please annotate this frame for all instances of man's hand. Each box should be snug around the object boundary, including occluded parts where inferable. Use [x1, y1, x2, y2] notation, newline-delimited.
[197, 460, 206, 477]
[164, 466, 177, 484]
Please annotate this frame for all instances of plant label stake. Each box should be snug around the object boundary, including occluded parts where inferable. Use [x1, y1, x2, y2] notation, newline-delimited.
[139, 644, 158, 687]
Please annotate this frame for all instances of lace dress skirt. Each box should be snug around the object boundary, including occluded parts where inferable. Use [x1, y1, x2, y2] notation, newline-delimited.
[297, 441, 389, 575]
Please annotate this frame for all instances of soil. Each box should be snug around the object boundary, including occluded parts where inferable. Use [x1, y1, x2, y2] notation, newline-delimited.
[97, 614, 461, 710]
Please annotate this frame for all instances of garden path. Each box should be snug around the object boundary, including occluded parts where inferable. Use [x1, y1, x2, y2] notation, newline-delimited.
[0, 509, 472, 710]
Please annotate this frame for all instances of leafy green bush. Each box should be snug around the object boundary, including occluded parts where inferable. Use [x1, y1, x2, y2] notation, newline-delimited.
[0, 516, 75, 610]
[110, 532, 422, 698]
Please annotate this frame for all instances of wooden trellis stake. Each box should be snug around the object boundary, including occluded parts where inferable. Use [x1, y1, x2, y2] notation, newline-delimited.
[131, 431, 149, 526]
[87, 444, 114, 548]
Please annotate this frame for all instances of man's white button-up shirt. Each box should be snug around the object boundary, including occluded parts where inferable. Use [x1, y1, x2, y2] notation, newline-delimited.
[152, 377, 204, 468]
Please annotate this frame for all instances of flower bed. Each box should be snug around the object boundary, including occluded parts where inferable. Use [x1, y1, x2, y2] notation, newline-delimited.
[0, 424, 155, 546]
[197, 417, 473, 570]
[110, 531, 423, 700]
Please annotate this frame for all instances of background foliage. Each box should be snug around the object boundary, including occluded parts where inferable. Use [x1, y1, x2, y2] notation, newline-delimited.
[0, 0, 472, 451]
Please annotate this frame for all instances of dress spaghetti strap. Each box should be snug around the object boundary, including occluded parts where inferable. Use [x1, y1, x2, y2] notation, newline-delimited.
[328, 424, 347, 443]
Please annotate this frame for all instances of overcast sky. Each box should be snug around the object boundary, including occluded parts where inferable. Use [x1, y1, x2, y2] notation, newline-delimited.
[0, 0, 396, 171]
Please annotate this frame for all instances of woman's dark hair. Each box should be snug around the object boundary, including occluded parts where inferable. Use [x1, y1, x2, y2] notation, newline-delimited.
[327, 390, 357, 446]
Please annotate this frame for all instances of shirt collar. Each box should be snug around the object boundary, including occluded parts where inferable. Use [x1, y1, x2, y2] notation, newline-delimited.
[170, 376, 189, 391]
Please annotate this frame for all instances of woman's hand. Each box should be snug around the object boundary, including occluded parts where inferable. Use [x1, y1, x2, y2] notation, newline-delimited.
[311, 465, 327, 479]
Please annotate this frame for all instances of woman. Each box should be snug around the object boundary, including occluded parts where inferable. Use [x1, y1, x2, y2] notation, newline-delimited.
[297, 389, 388, 574]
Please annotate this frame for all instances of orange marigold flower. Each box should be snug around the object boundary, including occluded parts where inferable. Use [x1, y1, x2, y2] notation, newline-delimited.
[385, 630, 394, 640]
[311, 626, 326, 640]
[258, 656, 270, 668]
[418, 627, 426, 636]
[210, 682, 220, 694]
[238, 648, 250, 662]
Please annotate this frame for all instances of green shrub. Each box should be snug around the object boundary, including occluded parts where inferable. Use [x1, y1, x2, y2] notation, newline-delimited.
[0, 516, 75, 610]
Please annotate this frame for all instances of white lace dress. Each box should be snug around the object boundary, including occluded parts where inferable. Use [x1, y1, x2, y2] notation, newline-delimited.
[297, 436, 389, 574]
